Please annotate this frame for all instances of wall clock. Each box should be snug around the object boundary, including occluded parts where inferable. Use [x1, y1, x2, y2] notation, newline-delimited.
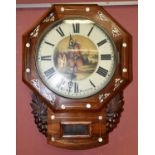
[23, 4, 132, 149]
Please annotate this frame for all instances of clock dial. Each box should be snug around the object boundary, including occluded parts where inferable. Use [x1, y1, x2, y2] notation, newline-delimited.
[36, 19, 117, 99]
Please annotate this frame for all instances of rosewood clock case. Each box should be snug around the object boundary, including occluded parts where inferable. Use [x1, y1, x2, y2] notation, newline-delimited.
[22, 4, 132, 149]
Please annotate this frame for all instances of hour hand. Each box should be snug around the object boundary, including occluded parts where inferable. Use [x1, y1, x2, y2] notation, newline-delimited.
[69, 34, 74, 47]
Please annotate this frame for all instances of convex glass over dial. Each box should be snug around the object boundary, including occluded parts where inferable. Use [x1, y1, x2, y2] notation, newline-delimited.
[36, 19, 118, 99]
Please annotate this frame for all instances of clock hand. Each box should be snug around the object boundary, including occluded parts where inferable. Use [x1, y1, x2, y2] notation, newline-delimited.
[68, 34, 75, 48]
[67, 34, 75, 93]
[68, 67, 75, 93]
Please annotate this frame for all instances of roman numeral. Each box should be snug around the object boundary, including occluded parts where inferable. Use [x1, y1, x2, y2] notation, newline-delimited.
[73, 23, 80, 33]
[68, 81, 79, 93]
[101, 54, 111, 60]
[89, 79, 96, 88]
[87, 25, 94, 37]
[56, 27, 65, 37]
[41, 55, 52, 61]
[45, 41, 54, 46]
[74, 82, 79, 93]
[57, 79, 65, 89]
[96, 66, 108, 77]
[44, 67, 55, 79]
[97, 39, 107, 47]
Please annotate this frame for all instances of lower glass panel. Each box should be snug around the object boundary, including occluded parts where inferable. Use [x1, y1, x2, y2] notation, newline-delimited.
[62, 123, 90, 137]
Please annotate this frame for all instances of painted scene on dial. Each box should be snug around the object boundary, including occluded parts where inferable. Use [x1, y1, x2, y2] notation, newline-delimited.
[54, 35, 98, 80]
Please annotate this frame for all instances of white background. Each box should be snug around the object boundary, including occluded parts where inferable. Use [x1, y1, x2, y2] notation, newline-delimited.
[138, 0, 155, 155]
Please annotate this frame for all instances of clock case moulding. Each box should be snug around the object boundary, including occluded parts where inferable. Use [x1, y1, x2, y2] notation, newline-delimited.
[22, 4, 132, 149]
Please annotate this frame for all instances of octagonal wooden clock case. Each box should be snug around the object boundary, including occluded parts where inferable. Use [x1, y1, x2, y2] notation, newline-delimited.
[22, 4, 132, 149]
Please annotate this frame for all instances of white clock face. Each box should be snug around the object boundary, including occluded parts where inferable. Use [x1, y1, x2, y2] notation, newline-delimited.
[36, 18, 117, 99]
